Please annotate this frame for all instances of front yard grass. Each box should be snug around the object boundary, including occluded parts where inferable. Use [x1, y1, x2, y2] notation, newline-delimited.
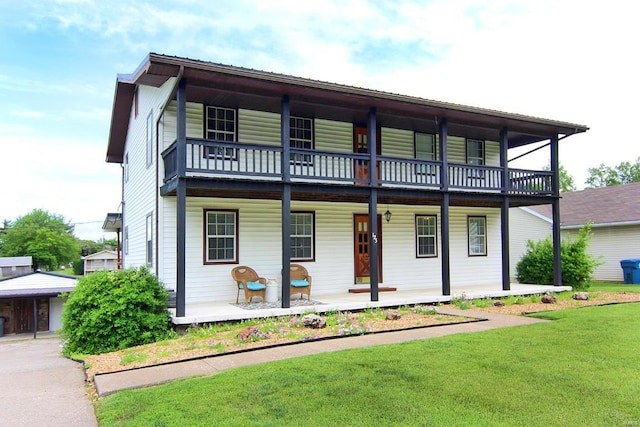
[96, 301, 640, 426]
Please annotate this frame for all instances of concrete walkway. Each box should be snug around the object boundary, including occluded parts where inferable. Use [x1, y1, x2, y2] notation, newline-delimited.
[94, 307, 547, 396]
[0, 336, 97, 426]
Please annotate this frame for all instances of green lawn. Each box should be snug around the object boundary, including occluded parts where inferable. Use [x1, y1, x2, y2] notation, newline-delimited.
[96, 301, 640, 426]
[589, 281, 640, 293]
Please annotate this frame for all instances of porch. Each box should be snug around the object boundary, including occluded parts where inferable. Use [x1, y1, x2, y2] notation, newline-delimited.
[170, 283, 571, 325]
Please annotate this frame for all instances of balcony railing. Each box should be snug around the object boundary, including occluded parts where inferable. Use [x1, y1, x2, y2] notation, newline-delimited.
[162, 139, 553, 195]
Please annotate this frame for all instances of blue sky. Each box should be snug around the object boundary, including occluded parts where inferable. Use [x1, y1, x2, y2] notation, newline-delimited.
[1, 0, 637, 239]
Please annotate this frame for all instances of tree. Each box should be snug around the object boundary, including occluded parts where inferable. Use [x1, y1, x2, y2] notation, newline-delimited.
[0, 209, 79, 270]
[543, 163, 576, 193]
[585, 158, 640, 188]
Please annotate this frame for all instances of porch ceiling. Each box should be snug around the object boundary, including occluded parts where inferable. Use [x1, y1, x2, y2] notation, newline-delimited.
[160, 177, 554, 208]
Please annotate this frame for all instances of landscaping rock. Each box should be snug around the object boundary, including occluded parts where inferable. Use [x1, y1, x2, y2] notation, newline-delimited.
[493, 300, 506, 307]
[386, 310, 402, 320]
[301, 314, 326, 329]
[541, 295, 557, 304]
[573, 292, 590, 301]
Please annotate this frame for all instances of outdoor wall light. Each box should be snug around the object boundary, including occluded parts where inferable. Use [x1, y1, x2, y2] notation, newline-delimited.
[384, 208, 392, 223]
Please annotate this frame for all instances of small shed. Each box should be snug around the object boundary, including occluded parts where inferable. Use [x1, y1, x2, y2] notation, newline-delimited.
[0, 256, 33, 279]
[0, 271, 77, 336]
[82, 250, 119, 275]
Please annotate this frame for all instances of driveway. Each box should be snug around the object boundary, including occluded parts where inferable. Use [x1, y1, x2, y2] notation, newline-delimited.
[0, 337, 97, 426]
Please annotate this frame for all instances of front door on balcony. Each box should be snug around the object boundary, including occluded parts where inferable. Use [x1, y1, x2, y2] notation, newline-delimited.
[354, 214, 382, 284]
[353, 126, 380, 184]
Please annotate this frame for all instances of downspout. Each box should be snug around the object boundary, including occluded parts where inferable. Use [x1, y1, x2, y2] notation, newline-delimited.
[155, 66, 185, 278]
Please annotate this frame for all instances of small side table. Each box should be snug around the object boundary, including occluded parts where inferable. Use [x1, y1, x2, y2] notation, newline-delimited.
[265, 279, 279, 303]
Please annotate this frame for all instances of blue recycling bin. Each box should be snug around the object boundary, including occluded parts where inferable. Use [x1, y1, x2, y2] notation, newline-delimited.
[620, 259, 640, 284]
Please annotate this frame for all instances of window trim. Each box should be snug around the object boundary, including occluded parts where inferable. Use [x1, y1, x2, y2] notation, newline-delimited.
[146, 213, 153, 266]
[289, 116, 314, 166]
[467, 215, 487, 257]
[204, 106, 238, 160]
[290, 211, 316, 262]
[415, 214, 438, 258]
[146, 112, 153, 168]
[203, 209, 239, 265]
[414, 132, 437, 176]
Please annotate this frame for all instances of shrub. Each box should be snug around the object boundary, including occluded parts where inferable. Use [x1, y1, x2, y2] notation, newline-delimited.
[71, 258, 84, 275]
[62, 267, 174, 355]
[516, 224, 600, 291]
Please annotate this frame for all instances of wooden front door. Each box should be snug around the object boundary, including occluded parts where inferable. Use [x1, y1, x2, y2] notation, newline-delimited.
[354, 214, 382, 284]
[14, 299, 33, 334]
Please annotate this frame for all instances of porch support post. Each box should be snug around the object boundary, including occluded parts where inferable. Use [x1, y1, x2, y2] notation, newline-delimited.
[551, 133, 562, 285]
[281, 95, 291, 307]
[500, 127, 510, 291]
[176, 77, 187, 317]
[369, 188, 379, 301]
[32, 297, 37, 339]
[439, 118, 450, 295]
[368, 107, 379, 301]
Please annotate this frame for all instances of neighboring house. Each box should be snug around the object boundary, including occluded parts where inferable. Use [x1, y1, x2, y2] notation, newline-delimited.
[0, 256, 32, 279]
[525, 182, 640, 282]
[0, 271, 77, 335]
[105, 53, 588, 319]
[82, 250, 119, 275]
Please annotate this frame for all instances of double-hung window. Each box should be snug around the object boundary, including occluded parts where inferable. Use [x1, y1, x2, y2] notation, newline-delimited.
[416, 215, 437, 257]
[205, 106, 237, 159]
[291, 212, 314, 261]
[146, 213, 153, 266]
[204, 210, 238, 264]
[290, 117, 313, 165]
[466, 139, 485, 179]
[415, 133, 436, 175]
[468, 216, 487, 256]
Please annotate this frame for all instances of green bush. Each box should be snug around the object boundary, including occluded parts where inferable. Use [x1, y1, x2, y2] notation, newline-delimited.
[516, 225, 601, 291]
[62, 267, 174, 355]
[72, 258, 84, 275]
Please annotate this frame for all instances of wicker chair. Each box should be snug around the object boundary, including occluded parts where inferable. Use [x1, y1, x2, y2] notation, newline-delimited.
[231, 266, 267, 303]
[289, 264, 312, 300]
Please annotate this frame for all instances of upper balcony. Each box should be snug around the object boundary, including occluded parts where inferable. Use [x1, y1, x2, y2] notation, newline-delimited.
[162, 138, 553, 196]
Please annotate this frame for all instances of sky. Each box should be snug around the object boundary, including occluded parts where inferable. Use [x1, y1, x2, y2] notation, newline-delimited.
[0, 0, 637, 240]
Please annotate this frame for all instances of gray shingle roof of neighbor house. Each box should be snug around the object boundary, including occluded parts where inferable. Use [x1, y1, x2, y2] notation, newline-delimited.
[527, 181, 640, 228]
[106, 53, 589, 164]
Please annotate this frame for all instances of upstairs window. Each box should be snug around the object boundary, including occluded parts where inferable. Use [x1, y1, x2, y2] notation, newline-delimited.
[290, 116, 313, 165]
[291, 212, 315, 261]
[415, 215, 437, 257]
[466, 138, 485, 179]
[205, 106, 237, 159]
[468, 216, 487, 256]
[204, 209, 238, 264]
[415, 133, 436, 175]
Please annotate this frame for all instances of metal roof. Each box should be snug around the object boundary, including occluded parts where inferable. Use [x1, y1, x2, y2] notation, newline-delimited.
[107, 53, 589, 163]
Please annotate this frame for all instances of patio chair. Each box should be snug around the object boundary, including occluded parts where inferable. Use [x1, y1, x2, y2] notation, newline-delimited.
[231, 266, 267, 303]
[289, 264, 312, 300]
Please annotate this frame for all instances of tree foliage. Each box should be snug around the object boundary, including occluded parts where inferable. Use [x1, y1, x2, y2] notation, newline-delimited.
[585, 158, 640, 188]
[516, 225, 601, 291]
[0, 209, 79, 270]
[62, 267, 174, 355]
[543, 163, 576, 193]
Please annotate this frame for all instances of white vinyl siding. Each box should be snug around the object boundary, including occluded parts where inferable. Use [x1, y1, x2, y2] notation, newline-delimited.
[238, 109, 280, 146]
[381, 127, 413, 158]
[315, 119, 352, 153]
[509, 207, 552, 281]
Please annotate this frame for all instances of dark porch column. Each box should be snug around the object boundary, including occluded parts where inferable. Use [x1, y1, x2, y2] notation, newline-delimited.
[32, 297, 37, 339]
[500, 127, 510, 291]
[551, 133, 562, 285]
[176, 77, 187, 317]
[368, 107, 379, 301]
[439, 118, 450, 295]
[281, 95, 291, 307]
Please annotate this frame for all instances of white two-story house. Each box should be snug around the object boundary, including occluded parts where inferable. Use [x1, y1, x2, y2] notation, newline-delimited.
[106, 53, 587, 321]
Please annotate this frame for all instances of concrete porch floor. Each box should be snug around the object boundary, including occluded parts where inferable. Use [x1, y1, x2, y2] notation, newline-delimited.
[171, 283, 571, 325]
